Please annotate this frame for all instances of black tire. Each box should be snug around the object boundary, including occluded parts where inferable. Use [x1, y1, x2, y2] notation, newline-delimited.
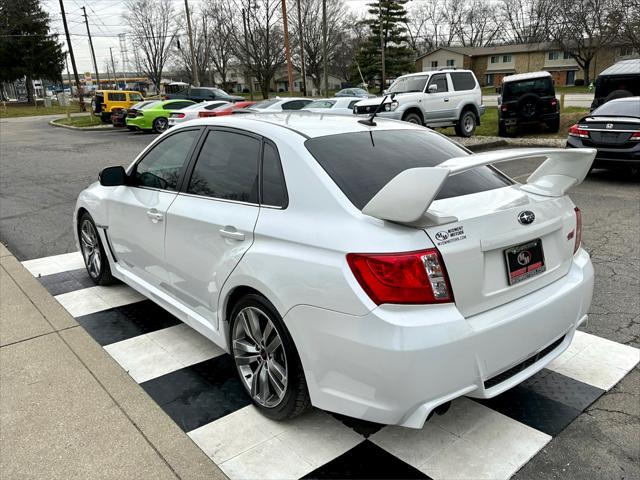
[78, 212, 116, 286]
[517, 93, 541, 119]
[403, 112, 423, 125]
[455, 109, 476, 137]
[152, 117, 169, 133]
[547, 118, 560, 133]
[604, 89, 633, 104]
[229, 293, 311, 421]
[100, 112, 112, 123]
[498, 120, 508, 137]
[126, 126, 136, 131]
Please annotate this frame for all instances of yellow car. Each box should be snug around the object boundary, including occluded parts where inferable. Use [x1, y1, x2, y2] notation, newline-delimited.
[92, 90, 144, 123]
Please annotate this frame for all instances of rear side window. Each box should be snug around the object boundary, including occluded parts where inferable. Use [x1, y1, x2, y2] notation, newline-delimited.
[451, 72, 477, 91]
[165, 101, 192, 110]
[261, 142, 287, 207]
[108, 92, 126, 101]
[305, 130, 511, 210]
[187, 130, 260, 203]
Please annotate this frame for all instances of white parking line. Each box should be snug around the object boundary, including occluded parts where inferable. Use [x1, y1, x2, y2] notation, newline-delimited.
[22, 251, 84, 277]
[54, 284, 145, 317]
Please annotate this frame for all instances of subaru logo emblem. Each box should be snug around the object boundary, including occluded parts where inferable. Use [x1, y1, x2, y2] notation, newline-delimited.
[518, 211, 535, 225]
[606, 123, 613, 129]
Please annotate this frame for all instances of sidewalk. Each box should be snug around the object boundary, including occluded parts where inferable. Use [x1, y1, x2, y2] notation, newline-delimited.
[0, 243, 226, 480]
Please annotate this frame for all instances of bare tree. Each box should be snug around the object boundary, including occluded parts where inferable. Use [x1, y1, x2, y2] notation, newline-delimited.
[288, 0, 347, 92]
[125, 0, 177, 91]
[447, 0, 502, 47]
[549, 0, 621, 84]
[500, 0, 554, 44]
[204, 0, 237, 90]
[618, 0, 640, 50]
[331, 11, 368, 84]
[171, 9, 210, 85]
[404, 2, 434, 54]
[227, 0, 285, 98]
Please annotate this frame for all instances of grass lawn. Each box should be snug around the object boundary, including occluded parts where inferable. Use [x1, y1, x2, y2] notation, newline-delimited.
[0, 103, 87, 118]
[52, 115, 104, 128]
[438, 106, 588, 138]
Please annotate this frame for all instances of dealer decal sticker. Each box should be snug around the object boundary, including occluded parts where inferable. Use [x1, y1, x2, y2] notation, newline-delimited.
[434, 225, 467, 245]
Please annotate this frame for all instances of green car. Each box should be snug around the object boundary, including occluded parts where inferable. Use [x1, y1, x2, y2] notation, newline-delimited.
[125, 99, 195, 133]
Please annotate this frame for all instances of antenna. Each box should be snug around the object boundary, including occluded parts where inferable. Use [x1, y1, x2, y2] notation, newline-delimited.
[358, 93, 395, 127]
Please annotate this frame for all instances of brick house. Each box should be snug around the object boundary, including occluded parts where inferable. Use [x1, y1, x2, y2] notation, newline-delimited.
[415, 43, 639, 87]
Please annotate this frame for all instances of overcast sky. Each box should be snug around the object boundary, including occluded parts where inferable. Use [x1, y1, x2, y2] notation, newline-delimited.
[42, 0, 371, 74]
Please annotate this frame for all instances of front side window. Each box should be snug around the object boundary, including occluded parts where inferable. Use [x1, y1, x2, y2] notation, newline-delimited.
[165, 101, 191, 110]
[129, 92, 143, 101]
[133, 129, 200, 190]
[305, 130, 511, 210]
[187, 130, 260, 203]
[261, 142, 287, 207]
[428, 73, 448, 92]
[108, 92, 126, 101]
[282, 100, 311, 110]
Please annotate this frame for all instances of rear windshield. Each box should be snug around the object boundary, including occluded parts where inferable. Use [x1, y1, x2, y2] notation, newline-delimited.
[592, 99, 640, 117]
[502, 77, 553, 101]
[595, 75, 640, 99]
[305, 130, 512, 210]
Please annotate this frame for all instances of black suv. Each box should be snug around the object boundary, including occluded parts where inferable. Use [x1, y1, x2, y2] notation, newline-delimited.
[165, 86, 244, 103]
[590, 59, 640, 110]
[497, 72, 560, 136]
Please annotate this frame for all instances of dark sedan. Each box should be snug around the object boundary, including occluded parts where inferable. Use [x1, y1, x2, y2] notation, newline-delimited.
[566, 97, 640, 173]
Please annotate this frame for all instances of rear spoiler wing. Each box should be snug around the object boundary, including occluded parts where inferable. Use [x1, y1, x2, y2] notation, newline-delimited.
[362, 148, 596, 227]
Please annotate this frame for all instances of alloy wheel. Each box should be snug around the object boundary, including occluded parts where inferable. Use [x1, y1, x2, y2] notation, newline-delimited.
[155, 118, 168, 132]
[80, 219, 101, 279]
[232, 306, 288, 408]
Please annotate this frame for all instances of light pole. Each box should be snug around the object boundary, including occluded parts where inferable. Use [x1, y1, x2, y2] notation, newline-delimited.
[379, 2, 385, 93]
[281, 0, 294, 94]
[322, 0, 328, 96]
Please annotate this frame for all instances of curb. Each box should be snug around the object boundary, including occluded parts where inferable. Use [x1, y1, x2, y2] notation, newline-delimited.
[49, 119, 114, 131]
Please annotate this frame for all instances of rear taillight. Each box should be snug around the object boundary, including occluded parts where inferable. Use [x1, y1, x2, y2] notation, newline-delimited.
[630, 132, 640, 141]
[568, 124, 589, 138]
[574, 207, 582, 254]
[198, 111, 218, 117]
[501, 105, 508, 112]
[346, 249, 453, 305]
[550, 98, 558, 107]
[174, 113, 185, 118]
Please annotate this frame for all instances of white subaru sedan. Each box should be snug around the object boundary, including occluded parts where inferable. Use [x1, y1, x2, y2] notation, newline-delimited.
[74, 113, 595, 427]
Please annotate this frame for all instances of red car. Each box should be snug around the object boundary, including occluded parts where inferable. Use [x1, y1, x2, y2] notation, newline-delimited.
[197, 101, 256, 118]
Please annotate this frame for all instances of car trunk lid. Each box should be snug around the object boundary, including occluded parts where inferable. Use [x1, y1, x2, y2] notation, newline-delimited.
[424, 186, 578, 317]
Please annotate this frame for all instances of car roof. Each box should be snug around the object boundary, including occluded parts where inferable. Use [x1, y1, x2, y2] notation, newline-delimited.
[178, 111, 424, 138]
[599, 59, 640, 76]
[96, 90, 142, 94]
[397, 70, 472, 79]
[503, 71, 551, 83]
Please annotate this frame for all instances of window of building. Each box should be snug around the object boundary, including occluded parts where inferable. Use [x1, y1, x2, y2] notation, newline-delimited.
[490, 56, 499, 64]
[563, 51, 572, 60]
[446, 59, 455, 66]
[619, 47, 633, 57]
[431, 60, 438, 68]
[486, 73, 494, 86]
[502, 55, 512, 63]
[548, 51, 560, 61]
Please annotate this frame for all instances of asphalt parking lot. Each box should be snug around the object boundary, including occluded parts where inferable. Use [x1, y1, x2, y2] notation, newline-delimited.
[1, 115, 638, 479]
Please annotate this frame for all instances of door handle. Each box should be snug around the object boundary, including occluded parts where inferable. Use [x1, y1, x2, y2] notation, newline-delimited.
[146, 209, 163, 223]
[219, 227, 245, 241]
[444, 98, 450, 102]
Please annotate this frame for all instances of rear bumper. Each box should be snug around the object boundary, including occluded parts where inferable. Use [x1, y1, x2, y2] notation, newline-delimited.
[566, 137, 640, 166]
[502, 112, 558, 126]
[125, 116, 150, 130]
[284, 248, 594, 428]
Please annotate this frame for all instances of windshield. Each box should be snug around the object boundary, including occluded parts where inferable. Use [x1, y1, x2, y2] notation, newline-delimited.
[305, 130, 511, 210]
[502, 77, 553, 101]
[247, 98, 281, 110]
[306, 100, 336, 109]
[388, 75, 429, 94]
[592, 98, 640, 117]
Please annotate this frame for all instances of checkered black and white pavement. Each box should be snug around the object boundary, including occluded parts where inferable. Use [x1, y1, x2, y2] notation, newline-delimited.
[24, 252, 640, 480]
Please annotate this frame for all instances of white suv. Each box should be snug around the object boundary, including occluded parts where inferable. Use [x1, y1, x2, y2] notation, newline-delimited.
[355, 69, 485, 137]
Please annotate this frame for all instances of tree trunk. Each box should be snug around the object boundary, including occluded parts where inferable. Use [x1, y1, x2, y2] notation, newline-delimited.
[582, 58, 591, 85]
[25, 76, 35, 105]
[261, 78, 270, 99]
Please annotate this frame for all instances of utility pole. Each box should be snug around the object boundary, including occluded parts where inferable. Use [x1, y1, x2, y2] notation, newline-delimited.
[110, 47, 117, 89]
[242, 9, 254, 100]
[59, 0, 85, 110]
[322, 0, 328, 96]
[81, 7, 100, 85]
[281, 0, 294, 94]
[64, 52, 72, 92]
[119, 33, 129, 87]
[295, 0, 306, 96]
[379, 2, 385, 93]
[203, 18, 213, 87]
[184, 0, 199, 86]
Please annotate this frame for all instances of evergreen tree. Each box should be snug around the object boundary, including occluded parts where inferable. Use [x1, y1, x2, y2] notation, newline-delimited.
[355, 0, 415, 91]
[0, 0, 64, 103]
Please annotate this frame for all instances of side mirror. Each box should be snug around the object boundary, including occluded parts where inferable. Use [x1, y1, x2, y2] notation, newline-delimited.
[99, 166, 127, 186]
[383, 89, 388, 95]
[427, 84, 438, 94]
